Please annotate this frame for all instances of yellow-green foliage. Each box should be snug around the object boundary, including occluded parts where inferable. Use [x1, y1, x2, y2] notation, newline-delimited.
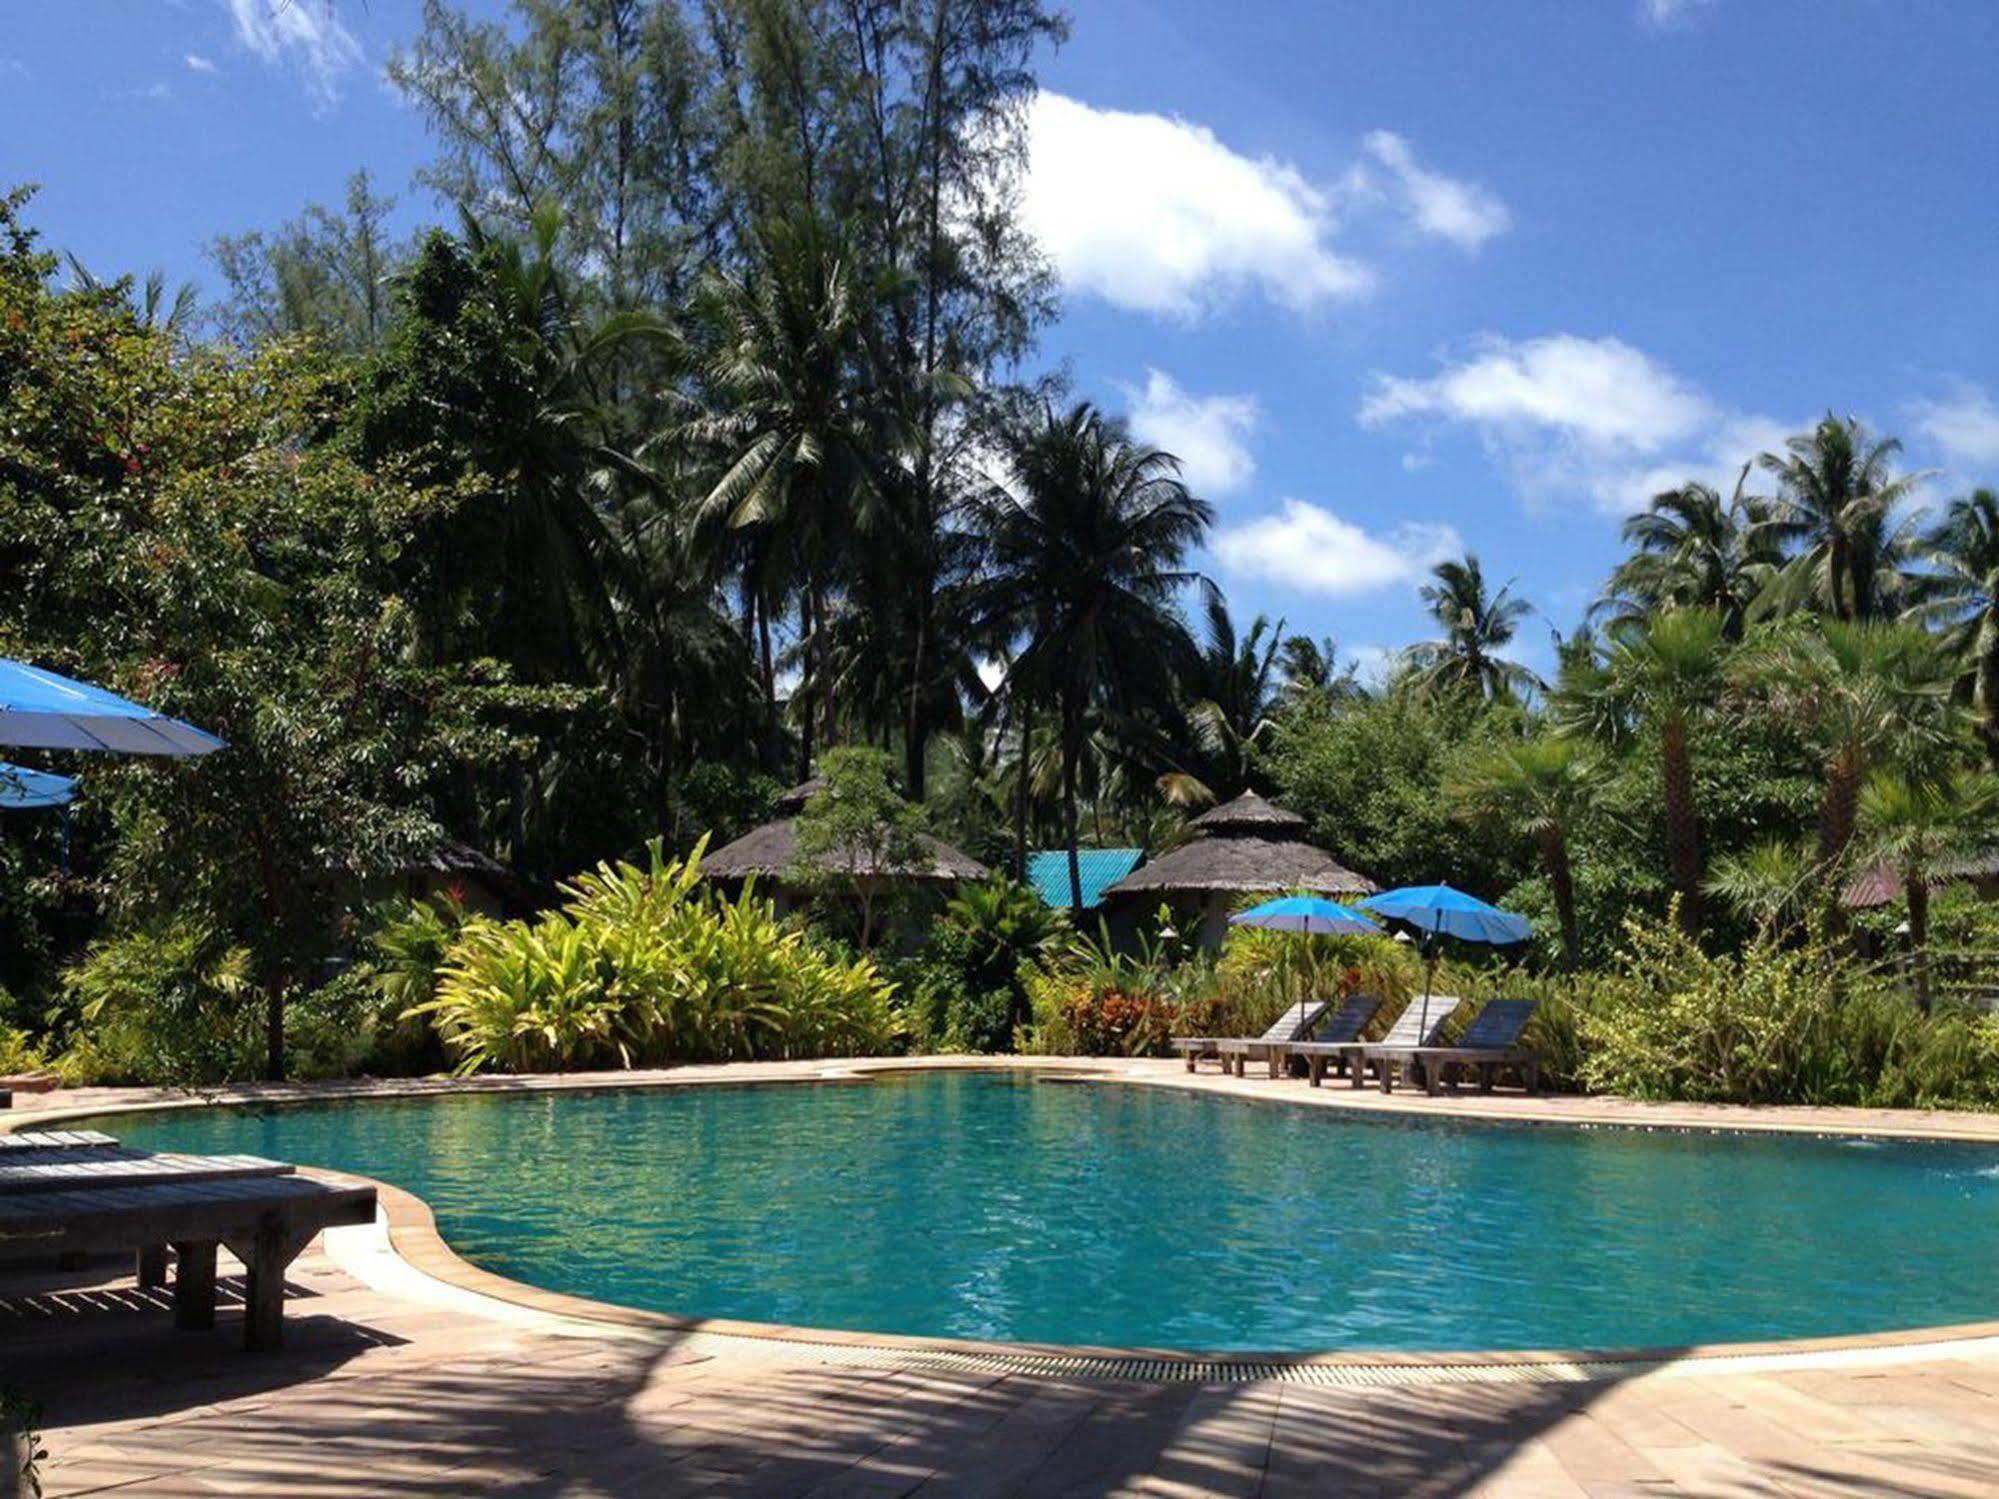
[1569, 916, 1999, 1107]
[416, 841, 896, 1074]
[0, 1025, 46, 1076]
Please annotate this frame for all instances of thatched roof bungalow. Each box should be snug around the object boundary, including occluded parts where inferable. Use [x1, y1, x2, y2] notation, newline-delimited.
[1101, 791, 1375, 948]
[699, 778, 989, 895]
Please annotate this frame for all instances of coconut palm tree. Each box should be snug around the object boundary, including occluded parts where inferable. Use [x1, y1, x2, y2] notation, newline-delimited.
[1405, 555, 1539, 702]
[1561, 608, 1729, 935]
[1854, 767, 1999, 1012]
[976, 401, 1212, 916]
[1276, 634, 1358, 703]
[690, 215, 900, 777]
[1162, 592, 1286, 806]
[1594, 471, 1779, 639]
[1735, 620, 1964, 895]
[1758, 415, 1924, 622]
[1906, 488, 1999, 761]
[1451, 735, 1598, 968]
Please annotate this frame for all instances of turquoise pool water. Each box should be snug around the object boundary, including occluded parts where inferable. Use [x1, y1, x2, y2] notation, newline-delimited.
[88, 1073, 1999, 1352]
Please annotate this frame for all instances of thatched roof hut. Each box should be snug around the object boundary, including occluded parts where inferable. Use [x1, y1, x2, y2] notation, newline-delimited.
[1097, 791, 1373, 949]
[1843, 851, 1999, 910]
[1104, 791, 1375, 899]
[699, 779, 989, 884]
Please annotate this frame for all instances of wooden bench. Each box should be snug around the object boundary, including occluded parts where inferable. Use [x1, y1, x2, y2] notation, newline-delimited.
[0, 1145, 294, 1195]
[0, 1159, 376, 1351]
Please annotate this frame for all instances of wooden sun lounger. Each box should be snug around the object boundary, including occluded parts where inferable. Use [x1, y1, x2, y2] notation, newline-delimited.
[1258, 995, 1384, 1080]
[0, 1145, 293, 1195]
[0, 1129, 120, 1153]
[0, 1149, 376, 1351]
[1291, 995, 1464, 1089]
[1173, 1000, 1329, 1077]
[1369, 998, 1541, 1096]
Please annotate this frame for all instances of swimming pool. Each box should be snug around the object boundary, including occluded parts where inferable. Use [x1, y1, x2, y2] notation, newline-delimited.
[85, 1072, 1999, 1353]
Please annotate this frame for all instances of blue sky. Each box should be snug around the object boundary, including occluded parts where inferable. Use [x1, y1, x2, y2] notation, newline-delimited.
[6, 1, 1998, 682]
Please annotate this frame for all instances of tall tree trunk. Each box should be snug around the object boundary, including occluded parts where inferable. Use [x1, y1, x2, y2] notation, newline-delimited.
[1817, 745, 1864, 874]
[1660, 713, 1702, 935]
[798, 588, 817, 782]
[1013, 695, 1033, 882]
[1978, 619, 1999, 767]
[1538, 825, 1580, 971]
[905, 594, 928, 799]
[754, 579, 779, 775]
[1830, 532, 1852, 621]
[1815, 745, 1865, 936]
[1907, 872, 1932, 1015]
[1061, 695, 1084, 920]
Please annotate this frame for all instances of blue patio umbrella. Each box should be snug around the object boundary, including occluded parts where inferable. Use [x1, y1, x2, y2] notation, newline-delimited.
[1360, 883, 1532, 1037]
[0, 659, 223, 757]
[1230, 896, 1380, 1035]
[0, 762, 76, 808]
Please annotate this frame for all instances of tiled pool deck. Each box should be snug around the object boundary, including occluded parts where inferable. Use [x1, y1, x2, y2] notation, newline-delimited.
[8, 1057, 1999, 1496]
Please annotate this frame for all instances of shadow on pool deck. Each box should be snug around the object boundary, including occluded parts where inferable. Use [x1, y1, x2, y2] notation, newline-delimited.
[15, 1256, 1999, 1496]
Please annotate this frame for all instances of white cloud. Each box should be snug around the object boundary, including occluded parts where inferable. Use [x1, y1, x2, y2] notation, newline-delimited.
[225, 0, 360, 108]
[0, 58, 26, 76]
[1362, 334, 1712, 452]
[1640, 0, 1718, 28]
[1121, 369, 1259, 496]
[1911, 383, 1999, 471]
[1355, 132, 1510, 252]
[107, 80, 174, 103]
[1360, 333, 1799, 515]
[185, 52, 219, 74]
[1213, 499, 1461, 596]
[1022, 92, 1373, 317]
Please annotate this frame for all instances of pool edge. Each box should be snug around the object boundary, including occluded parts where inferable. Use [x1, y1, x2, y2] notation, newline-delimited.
[16, 1056, 1999, 1384]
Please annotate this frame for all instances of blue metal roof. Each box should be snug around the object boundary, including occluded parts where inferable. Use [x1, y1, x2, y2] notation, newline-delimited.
[1026, 848, 1144, 910]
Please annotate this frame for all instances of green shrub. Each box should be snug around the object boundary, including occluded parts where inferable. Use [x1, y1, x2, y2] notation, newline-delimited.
[914, 876, 1067, 1050]
[57, 923, 261, 1086]
[414, 841, 896, 1073]
[0, 1024, 45, 1076]
[1568, 916, 1999, 1107]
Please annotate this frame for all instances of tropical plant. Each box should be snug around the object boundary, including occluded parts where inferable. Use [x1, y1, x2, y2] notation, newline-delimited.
[1165, 592, 1287, 805]
[57, 923, 260, 1087]
[789, 746, 930, 952]
[923, 867, 1071, 1047]
[1906, 488, 1999, 759]
[692, 216, 899, 774]
[1758, 415, 1924, 622]
[1451, 736, 1599, 968]
[416, 842, 895, 1073]
[1563, 608, 1729, 935]
[1404, 554, 1539, 702]
[1734, 619, 1963, 890]
[1594, 472, 1779, 639]
[978, 401, 1212, 917]
[1853, 768, 1999, 1012]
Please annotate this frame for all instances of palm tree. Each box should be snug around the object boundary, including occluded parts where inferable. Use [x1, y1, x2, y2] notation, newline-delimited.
[1906, 488, 1999, 761]
[1405, 555, 1539, 701]
[1451, 736, 1597, 968]
[1854, 768, 1999, 1012]
[1277, 634, 1358, 703]
[1758, 415, 1924, 622]
[1735, 620, 1964, 895]
[691, 215, 899, 776]
[1594, 471, 1779, 639]
[1561, 608, 1728, 935]
[977, 401, 1212, 917]
[1164, 592, 1286, 806]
